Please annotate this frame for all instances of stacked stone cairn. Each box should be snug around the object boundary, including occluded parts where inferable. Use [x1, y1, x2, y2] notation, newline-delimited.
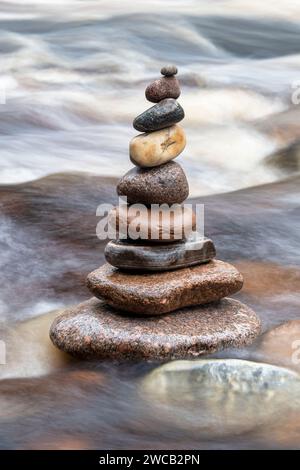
[50, 66, 261, 360]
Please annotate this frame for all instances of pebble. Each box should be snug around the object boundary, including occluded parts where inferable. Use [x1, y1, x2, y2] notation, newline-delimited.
[116, 161, 189, 205]
[141, 359, 299, 436]
[86, 260, 243, 315]
[105, 236, 216, 271]
[108, 204, 196, 243]
[133, 98, 184, 132]
[49, 298, 261, 359]
[130, 124, 186, 167]
[145, 76, 180, 103]
[161, 65, 178, 76]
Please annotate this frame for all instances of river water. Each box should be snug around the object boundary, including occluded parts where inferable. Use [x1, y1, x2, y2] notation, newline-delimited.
[0, 0, 300, 450]
[1, 0, 300, 194]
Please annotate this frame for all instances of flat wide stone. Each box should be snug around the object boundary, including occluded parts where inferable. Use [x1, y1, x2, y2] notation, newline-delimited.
[86, 260, 243, 315]
[105, 237, 216, 271]
[49, 298, 261, 359]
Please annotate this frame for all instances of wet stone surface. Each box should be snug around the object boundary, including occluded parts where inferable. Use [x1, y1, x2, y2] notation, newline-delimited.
[50, 298, 261, 359]
[116, 161, 189, 205]
[86, 260, 243, 315]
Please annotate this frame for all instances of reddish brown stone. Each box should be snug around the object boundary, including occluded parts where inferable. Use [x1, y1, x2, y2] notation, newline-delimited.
[145, 76, 180, 103]
[86, 260, 243, 315]
[49, 297, 261, 359]
[116, 161, 189, 205]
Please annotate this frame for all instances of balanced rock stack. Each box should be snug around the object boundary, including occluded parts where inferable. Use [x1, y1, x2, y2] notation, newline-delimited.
[50, 66, 261, 360]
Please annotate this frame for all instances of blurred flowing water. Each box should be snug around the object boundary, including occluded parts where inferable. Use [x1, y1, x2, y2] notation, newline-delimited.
[0, 0, 300, 450]
[1, 0, 300, 193]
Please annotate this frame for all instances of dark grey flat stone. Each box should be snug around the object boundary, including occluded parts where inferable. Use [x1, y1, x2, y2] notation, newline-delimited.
[105, 236, 216, 271]
[49, 297, 261, 360]
[133, 98, 184, 132]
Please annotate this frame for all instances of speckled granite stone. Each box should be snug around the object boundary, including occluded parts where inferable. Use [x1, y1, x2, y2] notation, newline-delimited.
[116, 161, 189, 205]
[105, 237, 216, 271]
[145, 76, 180, 103]
[86, 260, 243, 315]
[49, 297, 261, 359]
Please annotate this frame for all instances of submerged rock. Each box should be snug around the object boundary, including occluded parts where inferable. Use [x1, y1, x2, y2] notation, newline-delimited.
[50, 298, 261, 359]
[258, 320, 300, 372]
[141, 359, 300, 436]
[1, 308, 74, 380]
[87, 260, 243, 315]
[264, 141, 300, 173]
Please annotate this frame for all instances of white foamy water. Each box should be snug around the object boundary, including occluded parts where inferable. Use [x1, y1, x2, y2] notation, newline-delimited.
[0, 0, 300, 195]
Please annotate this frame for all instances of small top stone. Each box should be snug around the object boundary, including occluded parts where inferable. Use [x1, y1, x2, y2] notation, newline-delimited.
[161, 65, 178, 77]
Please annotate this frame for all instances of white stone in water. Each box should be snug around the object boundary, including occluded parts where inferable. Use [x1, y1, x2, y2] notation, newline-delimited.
[140, 359, 300, 437]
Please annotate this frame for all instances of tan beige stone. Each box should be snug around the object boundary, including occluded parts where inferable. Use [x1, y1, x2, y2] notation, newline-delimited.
[130, 125, 186, 167]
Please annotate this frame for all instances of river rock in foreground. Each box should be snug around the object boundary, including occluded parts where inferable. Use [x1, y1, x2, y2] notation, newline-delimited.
[49, 298, 261, 359]
[141, 359, 300, 437]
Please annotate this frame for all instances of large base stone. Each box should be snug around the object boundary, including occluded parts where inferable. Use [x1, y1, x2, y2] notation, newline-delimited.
[49, 297, 261, 360]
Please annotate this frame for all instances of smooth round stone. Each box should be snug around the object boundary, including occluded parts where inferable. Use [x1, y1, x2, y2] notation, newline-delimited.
[145, 76, 180, 103]
[133, 99, 184, 133]
[50, 298, 261, 359]
[130, 125, 186, 168]
[105, 236, 216, 271]
[161, 65, 178, 76]
[141, 359, 299, 436]
[108, 204, 196, 243]
[86, 260, 243, 315]
[116, 161, 189, 205]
